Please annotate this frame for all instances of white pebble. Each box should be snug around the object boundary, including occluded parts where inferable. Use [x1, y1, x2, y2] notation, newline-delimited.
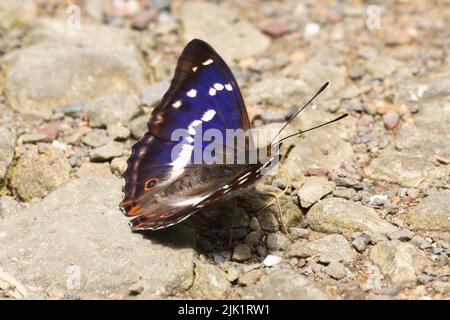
[263, 255, 282, 267]
[304, 22, 320, 40]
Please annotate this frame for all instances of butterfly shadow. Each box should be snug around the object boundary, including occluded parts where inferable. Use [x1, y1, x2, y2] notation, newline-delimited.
[136, 185, 288, 255]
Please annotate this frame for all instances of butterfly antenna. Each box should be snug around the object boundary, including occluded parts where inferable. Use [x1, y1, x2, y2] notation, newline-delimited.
[273, 113, 348, 146]
[269, 81, 329, 145]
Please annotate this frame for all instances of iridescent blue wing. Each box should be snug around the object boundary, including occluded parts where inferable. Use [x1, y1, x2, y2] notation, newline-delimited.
[120, 39, 257, 230]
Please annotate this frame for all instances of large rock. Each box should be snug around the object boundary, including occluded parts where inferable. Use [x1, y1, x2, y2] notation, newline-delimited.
[23, 18, 140, 50]
[9, 146, 71, 201]
[179, 1, 270, 62]
[241, 269, 329, 299]
[0, 0, 37, 29]
[307, 198, 398, 237]
[288, 234, 355, 263]
[406, 191, 450, 232]
[370, 241, 431, 284]
[365, 68, 450, 187]
[283, 110, 354, 182]
[2, 19, 147, 117]
[190, 263, 230, 299]
[0, 128, 15, 186]
[0, 177, 196, 299]
[0, 196, 21, 220]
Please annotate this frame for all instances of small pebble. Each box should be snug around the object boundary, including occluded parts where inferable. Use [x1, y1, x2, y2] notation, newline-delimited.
[265, 233, 290, 251]
[263, 254, 282, 267]
[325, 261, 346, 280]
[131, 10, 157, 30]
[261, 21, 291, 38]
[21, 133, 48, 143]
[304, 22, 320, 40]
[383, 112, 400, 129]
[370, 194, 388, 206]
[387, 229, 414, 241]
[352, 234, 371, 253]
[289, 227, 310, 239]
[232, 244, 253, 262]
[303, 167, 329, 177]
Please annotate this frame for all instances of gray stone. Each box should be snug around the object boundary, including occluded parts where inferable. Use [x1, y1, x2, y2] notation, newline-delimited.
[87, 93, 140, 128]
[0, 196, 21, 220]
[289, 227, 310, 240]
[9, 146, 71, 201]
[241, 269, 329, 299]
[258, 210, 279, 233]
[365, 56, 401, 78]
[90, 142, 123, 162]
[107, 124, 130, 141]
[417, 274, 435, 284]
[111, 157, 129, 176]
[129, 115, 149, 139]
[370, 241, 432, 284]
[288, 234, 355, 263]
[190, 263, 230, 299]
[2, 19, 146, 117]
[265, 233, 290, 251]
[365, 69, 450, 188]
[283, 111, 354, 182]
[352, 234, 371, 253]
[238, 185, 301, 233]
[406, 190, 450, 232]
[307, 198, 398, 236]
[139, 81, 170, 107]
[387, 229, 415, 241]
[81, 131, 111, 148]
[325, 261, 347, 279]
[298, 176, 334, 208]
[180, 2, 270, 62]
[232, 244, 253, 262]
[0, 177, 196, 298]
[245, 231, 262, 248]
[148, 0, 171, 11]
[76, 163, 113, 178]
[0, 0, 37, 29]
[410, 235, 433, 250]
[432, 281, 450, 295]
[282, 60, 347, 101]
[21, 133, 48, 144]
[238, 270, 264, 287]
[0, 128, 15, 185]
[247, 76, 310, 109]
[333, 187, 357, 199]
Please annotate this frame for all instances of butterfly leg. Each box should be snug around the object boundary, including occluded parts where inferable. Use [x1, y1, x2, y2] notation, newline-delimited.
[256, 165, 292, 236]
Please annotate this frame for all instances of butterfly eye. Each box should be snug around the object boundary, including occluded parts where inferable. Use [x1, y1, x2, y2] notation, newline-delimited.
[144, 178, 159, 191]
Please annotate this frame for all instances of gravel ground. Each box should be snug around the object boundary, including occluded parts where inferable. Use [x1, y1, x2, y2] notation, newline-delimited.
[0, 0, 449, 300]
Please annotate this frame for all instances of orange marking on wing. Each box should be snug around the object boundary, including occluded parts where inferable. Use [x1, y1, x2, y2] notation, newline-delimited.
[159, 210, 176, 218]
[128, 204, 142, 216]
[120, 199, 134, 207]
[144, 177, 160, 191]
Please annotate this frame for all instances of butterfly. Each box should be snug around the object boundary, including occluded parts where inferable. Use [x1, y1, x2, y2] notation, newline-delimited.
[120, 39, 346, 231]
